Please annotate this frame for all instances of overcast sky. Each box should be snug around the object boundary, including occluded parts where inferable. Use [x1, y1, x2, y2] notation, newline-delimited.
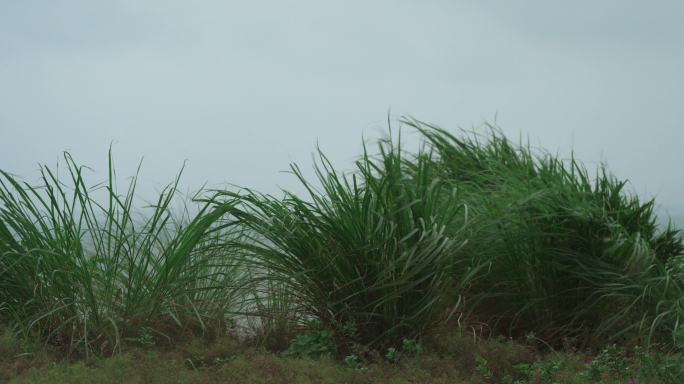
[1, 1, 683, 222]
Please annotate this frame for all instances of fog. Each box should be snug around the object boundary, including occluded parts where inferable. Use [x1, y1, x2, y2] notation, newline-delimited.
[1, 0, 683, 225]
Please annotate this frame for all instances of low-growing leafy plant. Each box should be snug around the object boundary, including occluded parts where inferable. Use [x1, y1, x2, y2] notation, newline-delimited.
[343, 343, 366, 369]
[340, 321, 358, 340]
[475, 356, 494, 381]
[579, 344, 632, 382]
[634, 346, 684, 384]
[285, 325, 336, 358]
[385, 347, 399, 362]
[401, 338, 424, 356]
[124, 326, 155, 348]
[383, 338, 423, 363]
[344, 353, 362, 369]
[513, 359, 562, 384]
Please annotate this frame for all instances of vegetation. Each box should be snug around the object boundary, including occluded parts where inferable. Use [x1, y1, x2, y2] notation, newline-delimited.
[213, 137, 474, 350]
[1, 331, 683, 383]
[1, 117, 682, 382]
[405, 118, 684, 348]
[0, 152, 242, 357]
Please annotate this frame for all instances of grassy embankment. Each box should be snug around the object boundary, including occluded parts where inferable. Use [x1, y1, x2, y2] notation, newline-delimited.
[1, 118, 683, 382]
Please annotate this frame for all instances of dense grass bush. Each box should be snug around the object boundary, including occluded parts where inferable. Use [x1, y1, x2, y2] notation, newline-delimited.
[404, 118, 684, 348]
[0, 152, 242, 355]
[215, 137, 476, 350]
[2, 116, 682, 361]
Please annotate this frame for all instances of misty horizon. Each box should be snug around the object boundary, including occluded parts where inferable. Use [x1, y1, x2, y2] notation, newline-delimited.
[2, 0, 683, 227]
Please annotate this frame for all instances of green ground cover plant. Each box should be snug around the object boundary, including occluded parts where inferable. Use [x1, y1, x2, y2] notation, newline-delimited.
[2, 331, 682, 383]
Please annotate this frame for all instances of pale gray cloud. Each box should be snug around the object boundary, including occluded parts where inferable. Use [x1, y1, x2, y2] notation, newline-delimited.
[1, 0, 682, 224]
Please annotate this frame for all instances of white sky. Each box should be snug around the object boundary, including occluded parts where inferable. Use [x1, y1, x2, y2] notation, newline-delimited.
[1, 0, 683, 222]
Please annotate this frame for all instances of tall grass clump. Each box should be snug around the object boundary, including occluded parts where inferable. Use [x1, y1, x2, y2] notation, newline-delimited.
[215, 136, 475, 350]
[0, 152, 242, 356]
[404, 118, 684, 348]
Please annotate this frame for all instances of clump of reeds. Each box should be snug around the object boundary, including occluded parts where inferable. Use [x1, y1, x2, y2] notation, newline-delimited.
[214, 136, 475, 350]
[405, 117, 684, 348]
[2, 117, 682, 356]
[0, 152, 243, 356]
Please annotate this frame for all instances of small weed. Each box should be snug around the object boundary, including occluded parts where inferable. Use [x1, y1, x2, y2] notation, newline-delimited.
[385, 347, 399, 362]
[383, 338, 422, 363]
[513, 359, 562, 384]
[341, 321, 358, 339]
[579, 344, 631, 382]
[512, 362, 534, 381]
[634, 346, 684, 384]
[285, 328, 336, 358]
[125, 327, 156, 348]
[342, 343, 367, 369]
[401, 338, 423, 356]
[475, 356, 494, 381]
[344, 353, 361, 369]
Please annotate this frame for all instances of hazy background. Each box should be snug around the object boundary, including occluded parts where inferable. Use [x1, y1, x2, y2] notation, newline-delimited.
[1, 0, 683, 225]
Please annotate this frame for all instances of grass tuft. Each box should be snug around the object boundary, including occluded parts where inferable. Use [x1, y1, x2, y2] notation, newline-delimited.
[0, 151, 243, 356]
[214, 135, 475, 350]
[403, 117, 684, 348]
